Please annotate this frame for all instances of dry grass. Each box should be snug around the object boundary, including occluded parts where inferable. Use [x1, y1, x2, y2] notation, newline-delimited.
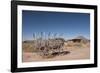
[22, 41, 90, 62]
[22, 42, 37, 52]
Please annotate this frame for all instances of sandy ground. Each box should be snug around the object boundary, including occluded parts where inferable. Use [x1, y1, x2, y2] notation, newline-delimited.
[22, 47, 90, 62]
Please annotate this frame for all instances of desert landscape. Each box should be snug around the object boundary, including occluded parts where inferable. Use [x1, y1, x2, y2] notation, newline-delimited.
[22, 35, 90, 62]
[22, 10, 90, 62]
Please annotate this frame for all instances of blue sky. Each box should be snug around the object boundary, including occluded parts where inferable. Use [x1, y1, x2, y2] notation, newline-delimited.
[22, 10, 90, 41]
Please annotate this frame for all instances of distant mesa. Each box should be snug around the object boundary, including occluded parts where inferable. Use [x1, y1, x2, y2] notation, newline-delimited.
[74, 36, 88, 40]
[23, 40, 34, 43]
[67, 36, 89, 43]
[23, 36, 90, 43]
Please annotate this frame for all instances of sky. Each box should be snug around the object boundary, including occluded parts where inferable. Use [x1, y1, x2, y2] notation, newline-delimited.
[22, 10, 90, 41]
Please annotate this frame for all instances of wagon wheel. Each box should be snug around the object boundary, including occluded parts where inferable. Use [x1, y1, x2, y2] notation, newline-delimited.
[42, 48, 55, 58]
